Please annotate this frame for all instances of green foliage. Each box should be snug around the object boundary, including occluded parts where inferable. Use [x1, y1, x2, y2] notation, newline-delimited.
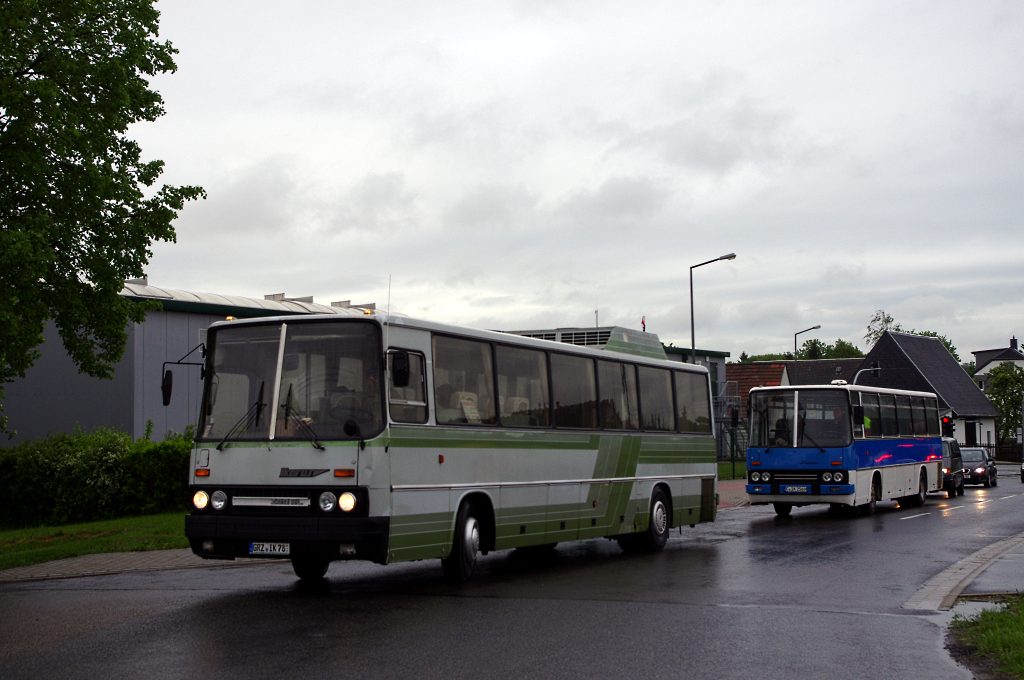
[739, 339, 865, 363]
[987, 363, 1024, 443]
[0, 0, 205, 433]
[950, 594, 1024, 678]
[865, 309, 902, 346]
[0, 428, 191, 528]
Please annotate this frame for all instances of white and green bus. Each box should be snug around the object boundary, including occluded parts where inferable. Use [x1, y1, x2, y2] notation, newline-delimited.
[184, 310, 718, 582]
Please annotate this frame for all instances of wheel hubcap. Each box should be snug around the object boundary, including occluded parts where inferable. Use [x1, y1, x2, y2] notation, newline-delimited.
[464, 517, 480, 559]
[652, 500, 668, 535]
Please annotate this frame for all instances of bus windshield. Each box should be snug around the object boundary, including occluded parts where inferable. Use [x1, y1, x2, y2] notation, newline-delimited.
[750, 389, 852, 449]
[198, 320, 383, 443]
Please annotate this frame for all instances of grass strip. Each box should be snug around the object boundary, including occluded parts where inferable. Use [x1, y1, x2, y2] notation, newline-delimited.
[0, 513, 188, 571]
[950, 595, 1024, 679]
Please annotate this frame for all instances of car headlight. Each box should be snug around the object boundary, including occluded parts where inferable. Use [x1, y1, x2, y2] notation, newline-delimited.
[975, 467, 986, 475]
[339, 492, 357, 512]
[211, 490, 227, 510]
[319, 491, 337, 512]
[193, 490, 209, 510]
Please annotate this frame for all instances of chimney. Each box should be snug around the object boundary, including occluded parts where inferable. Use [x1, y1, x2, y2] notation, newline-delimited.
[1012, 336, 1019, 351]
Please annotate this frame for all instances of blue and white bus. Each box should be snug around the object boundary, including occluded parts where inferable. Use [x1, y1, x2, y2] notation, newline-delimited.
[745, 381, 943, 516]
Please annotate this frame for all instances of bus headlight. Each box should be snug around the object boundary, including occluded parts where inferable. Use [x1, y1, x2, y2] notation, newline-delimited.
[193, 490, 209, 510]
[339, 492, 357, 513]
[211, 490, 227, 510]
[761, 472, 771, 482]
[319, 492, 337, 512]
[833, 472, 844, 483]
[822, 472, 832, 482]
[751, 472, 760, 482]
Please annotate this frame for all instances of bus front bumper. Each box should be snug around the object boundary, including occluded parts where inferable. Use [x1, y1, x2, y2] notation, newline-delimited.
[185, 514, 390, 564]
[746, 483, 855, 505]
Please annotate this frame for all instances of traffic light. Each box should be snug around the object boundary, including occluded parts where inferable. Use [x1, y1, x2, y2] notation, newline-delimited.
[941, 415, 956, 438]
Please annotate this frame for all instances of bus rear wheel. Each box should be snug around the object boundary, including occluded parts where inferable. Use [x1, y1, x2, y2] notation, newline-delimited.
[442, 501, 481, 583]
[617, 488, 671, 553]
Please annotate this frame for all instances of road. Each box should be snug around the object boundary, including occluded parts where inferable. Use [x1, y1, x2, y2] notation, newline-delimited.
[2, 475, 1022, 679]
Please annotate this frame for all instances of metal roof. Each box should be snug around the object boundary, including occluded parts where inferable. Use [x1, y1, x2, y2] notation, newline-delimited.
[120, 282, 360, 318]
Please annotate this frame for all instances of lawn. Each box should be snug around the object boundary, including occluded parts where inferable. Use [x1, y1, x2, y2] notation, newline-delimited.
[0, 513, 188, 571]
[950, 596, 1024, 679]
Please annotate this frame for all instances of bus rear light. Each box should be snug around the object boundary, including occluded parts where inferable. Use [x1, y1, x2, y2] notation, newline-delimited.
[334, 469, 355, 478]
[195, 468, 210, 477]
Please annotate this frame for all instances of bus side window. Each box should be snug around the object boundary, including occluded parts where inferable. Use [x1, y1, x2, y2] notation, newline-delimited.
[861, 393, 881, 437]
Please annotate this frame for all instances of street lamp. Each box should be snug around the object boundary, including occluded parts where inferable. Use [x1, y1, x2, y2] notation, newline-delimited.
[690, 252, 737, 364]
[794, 325, 821, 356]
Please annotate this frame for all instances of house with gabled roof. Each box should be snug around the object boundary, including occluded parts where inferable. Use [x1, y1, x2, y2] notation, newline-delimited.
[972, 337, 1024, 392]
[857, 331, 998, 447]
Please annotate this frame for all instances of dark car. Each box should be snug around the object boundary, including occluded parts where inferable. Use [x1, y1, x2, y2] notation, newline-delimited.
[939, 438, 965, 498]
[960, 447, 998, 487]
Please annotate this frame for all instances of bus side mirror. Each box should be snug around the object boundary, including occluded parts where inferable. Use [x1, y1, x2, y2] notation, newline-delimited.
[391, 351, 410, 388]
[161, 370, 174, 406]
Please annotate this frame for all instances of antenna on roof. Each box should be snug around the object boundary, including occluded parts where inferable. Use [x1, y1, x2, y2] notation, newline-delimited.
[384, 275, 392, 352]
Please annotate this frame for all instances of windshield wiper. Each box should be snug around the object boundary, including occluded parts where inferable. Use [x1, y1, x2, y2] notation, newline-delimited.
[280, 384, 325, 451]
[216, 381, 266, 451]
[799, 429, 827, 453]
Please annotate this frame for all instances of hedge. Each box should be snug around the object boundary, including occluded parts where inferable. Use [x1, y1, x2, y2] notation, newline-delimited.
[0, 428, 191, 529]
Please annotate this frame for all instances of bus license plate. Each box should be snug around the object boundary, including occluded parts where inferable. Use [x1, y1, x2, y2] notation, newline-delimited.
[783, 485, 810, 494]
[249, 542, 290, 556]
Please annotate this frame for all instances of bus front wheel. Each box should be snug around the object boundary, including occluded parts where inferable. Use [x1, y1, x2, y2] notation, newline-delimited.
[292, 555, 329, 581]
[442, 502, 481, 583]
[773, 502, 792, 517]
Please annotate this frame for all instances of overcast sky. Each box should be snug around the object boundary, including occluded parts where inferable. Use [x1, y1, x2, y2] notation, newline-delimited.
[136, 0, 1024, 361]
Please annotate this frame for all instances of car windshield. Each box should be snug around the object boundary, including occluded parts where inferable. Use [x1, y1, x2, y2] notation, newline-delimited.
[961, 449, 985, 463]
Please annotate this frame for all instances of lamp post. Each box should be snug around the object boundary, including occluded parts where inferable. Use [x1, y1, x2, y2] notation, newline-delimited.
[794, 324, 821, 356]
[689, 252, 737, 364]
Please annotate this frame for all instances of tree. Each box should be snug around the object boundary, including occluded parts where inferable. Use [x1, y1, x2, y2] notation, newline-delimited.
[0, 0, 204, 433]
[864, 309, 902, 346]
[987, 363, 1024, 443]
[829, 339, 864, 359]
